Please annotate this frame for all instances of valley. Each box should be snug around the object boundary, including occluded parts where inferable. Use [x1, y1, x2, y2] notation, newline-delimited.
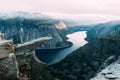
[36, 31, 87, 65]
[0, 12, 120, 80]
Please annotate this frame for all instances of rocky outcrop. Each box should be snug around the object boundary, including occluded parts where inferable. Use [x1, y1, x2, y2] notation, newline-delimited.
[15, 37, 52, 54]
[0, 36, 53, 80]
[17, 52, 53, 80]
[55, 22, 68, 30]
[0, 53, 18, 80]
[49, 32, 120, 80]
[91, 56, 120, 80]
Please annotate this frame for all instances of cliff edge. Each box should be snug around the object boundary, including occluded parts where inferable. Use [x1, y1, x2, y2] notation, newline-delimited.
[0, 36, 53, 80]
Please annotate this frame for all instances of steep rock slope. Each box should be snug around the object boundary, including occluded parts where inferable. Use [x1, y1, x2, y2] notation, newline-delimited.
[0, 17, 70, 49]
[49, 31, 120, 80]
[86, 21, 120, 41]
[91, 56, 120, 80]
[0, 37, 53, 80]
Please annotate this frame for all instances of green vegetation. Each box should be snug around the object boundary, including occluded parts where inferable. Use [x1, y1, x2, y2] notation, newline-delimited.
[49, 31, 120, 80]
[102, 31, 120, 40]
[13, 34, 21, 43]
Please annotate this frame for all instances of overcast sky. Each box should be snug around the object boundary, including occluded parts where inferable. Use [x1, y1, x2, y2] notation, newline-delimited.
[0, 0, 120, 24]
[0, 0, 120, 16]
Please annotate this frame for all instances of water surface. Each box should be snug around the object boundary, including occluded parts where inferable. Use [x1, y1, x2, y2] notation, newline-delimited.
[36, 31, 87, 65]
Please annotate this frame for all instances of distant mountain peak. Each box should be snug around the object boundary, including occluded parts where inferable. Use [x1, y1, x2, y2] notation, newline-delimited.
[55, 21, 68, 29]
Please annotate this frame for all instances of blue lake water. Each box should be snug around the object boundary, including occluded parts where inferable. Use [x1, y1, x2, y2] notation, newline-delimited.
[36, 31, 87, 65]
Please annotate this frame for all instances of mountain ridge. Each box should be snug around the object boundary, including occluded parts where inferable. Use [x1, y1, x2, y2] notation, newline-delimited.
[49, 29, 120, 80]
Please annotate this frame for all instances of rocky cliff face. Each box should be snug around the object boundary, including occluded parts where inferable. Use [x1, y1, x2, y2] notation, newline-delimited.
[86, 21, 120, 41]
[55, 22, 68, 30]
[0, 17, 70, 49]
[17, 52, 53, 80]
[0, 37, 53, 80]
[0, 52, 53, 80]
[49, 31, 120, 80]
[91, 56, 120, 80]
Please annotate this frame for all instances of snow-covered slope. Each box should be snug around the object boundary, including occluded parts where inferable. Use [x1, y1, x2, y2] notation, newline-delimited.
[0, 12, 50, 19]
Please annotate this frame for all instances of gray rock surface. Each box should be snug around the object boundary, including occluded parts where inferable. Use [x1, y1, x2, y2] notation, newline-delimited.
[91, 56, 120, 80]
[0, 37, 53, 80]
[0, 53, 18, 80]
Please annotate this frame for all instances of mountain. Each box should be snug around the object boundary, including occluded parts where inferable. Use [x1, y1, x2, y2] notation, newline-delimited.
[0, 15, 72, 49]
[0, 12, 94, 49]
[48, 31, 120, 80]
[86, 20, 120, 41]
[91, 31, 120, 80]
[0, 12, 48, 19]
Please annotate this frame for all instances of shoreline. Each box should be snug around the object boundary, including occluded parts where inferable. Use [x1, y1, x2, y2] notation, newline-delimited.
[37, 41, 73, 51]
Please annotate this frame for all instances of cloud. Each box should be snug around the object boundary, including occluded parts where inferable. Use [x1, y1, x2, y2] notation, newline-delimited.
[0, 0, 120, 16]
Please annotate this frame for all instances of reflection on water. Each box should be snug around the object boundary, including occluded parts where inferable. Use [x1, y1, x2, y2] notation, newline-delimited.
[36, 31, 88, 65]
